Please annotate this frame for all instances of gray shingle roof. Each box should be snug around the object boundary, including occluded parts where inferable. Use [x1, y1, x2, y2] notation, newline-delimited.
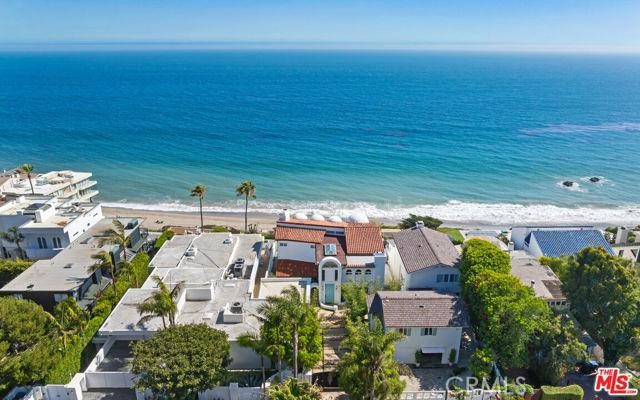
[529, 229, 614, 257]
[392, 227, 459, 273]
[368, 291, 469, 328]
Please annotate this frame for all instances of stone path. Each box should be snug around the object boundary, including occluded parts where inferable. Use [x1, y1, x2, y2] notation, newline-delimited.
[317, 309, 347, 372]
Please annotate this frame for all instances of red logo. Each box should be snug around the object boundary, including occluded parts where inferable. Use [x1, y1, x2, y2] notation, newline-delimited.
[594, 368, 638, 396]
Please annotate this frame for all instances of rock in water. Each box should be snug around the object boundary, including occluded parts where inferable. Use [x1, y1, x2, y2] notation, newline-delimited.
[562, 181, 575, 187]
[589, 177, 600, 183]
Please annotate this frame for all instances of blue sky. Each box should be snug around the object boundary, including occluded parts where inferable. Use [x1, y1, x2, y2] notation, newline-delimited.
[1, 0, 639, 52]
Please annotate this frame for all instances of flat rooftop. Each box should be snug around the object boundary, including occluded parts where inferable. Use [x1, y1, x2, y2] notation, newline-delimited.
[510, 251, 566, 301]
[0, 196, 101, 229]
[1, 170, 94, 197]
[100, 233, 264, 340]
[0, 218, 142, 293]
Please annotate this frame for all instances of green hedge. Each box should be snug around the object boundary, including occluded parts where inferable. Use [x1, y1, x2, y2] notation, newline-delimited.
[0, 259, 32, 288]
[154, 229, 175, 250]
[45, 252, 152, 383]
[540, 385, 584, 400]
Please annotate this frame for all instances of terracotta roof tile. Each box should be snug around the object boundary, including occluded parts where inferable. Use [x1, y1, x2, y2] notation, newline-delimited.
[344, 224, 384, 255]
[275, 226, 325, 244]
[315, 236, 347, 264]
[275, 259, 317, 278]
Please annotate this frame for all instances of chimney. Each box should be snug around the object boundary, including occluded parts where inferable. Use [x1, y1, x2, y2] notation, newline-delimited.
[280, 209, 291, 222]
[415, 221, 425, 229]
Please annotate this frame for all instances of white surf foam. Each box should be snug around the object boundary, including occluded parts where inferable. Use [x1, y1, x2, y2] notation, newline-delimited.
[102, 200, 640, 226]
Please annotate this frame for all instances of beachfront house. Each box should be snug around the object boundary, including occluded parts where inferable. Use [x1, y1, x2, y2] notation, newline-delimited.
[512, 226, 614, 257]
[367, 290, 468, 365]
[0, 195, 103, 260]
[0, 169, 99, 203]
[273, 210, 386, 305]
[97, 232, 267, 370]
[386, 223, 460, 292]
[0, 218, 143, 311]
[510, 251, 568, 310]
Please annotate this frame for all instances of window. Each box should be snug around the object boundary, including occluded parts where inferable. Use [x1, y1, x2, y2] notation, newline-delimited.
[355, 270, 362, 276]
[398, 328, 410, 336]
[421, 328, 437, 336]
[37, 237, 48, 249]
[364, 269, 372, 275]
[437, 273, 459, 283]
[324, 243, 337, 256]
[322, 270, 325, 281]
[280, 242, 287, 247]
[52, 237, 62, 248]
[334, 270, 338, 280]
[345, 269, 353, 276]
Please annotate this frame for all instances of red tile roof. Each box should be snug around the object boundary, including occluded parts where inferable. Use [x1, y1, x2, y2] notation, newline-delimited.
[345, 225, 384, 255]
[276, 259, 318, 278]
[315, 236, 347, 264]
[275, 226, 325, 244]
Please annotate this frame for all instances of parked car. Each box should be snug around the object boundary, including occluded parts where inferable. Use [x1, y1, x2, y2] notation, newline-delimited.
[577, 360, 600, 375]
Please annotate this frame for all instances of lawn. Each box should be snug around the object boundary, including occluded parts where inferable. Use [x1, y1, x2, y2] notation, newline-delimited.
[437, 227, 464, 245]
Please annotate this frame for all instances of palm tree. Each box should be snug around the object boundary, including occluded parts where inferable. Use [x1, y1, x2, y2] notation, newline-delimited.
[17, 164, 35, 195]
[118, 260, 140, 287]
[0, 227, 25, 259]
[259, 285, 306, 377]
[237, 332, 270, 390]
[137, 276, 183, 329]
[190, 184, 207, 231]
[89, 250, 117, 295]
[235, 181, 256, 233]
[98, 219, 131, 262]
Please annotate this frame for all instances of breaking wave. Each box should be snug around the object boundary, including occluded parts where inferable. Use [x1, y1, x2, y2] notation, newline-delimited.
[102, 200, 640, 226]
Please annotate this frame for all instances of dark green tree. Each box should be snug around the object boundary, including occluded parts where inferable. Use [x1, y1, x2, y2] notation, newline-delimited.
[0, 297, 61, 392]
[0, 259, 32, 288]
[465, 270, 549, 368]
[341, 281, 370, 323]
[337, 319, 405, 400]
[563, 247, 640, 366]
[398, 214, 442, 230]
[528, 314, 587, 385]
[131, 324, 231, 400]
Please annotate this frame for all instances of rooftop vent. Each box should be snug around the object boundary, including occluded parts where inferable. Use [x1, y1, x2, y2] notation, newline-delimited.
[64, 263, 73, 269]
[223, 301, 245, 323]
[185, 246, 197, 257]
[415, 221, 425, 229]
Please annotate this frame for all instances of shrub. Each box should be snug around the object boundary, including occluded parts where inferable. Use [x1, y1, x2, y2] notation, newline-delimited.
[154, 229, 175, 250]
[540, 385, 584, 400]
[449, 348, 457, 364]
[0, 259, 32, 288]
[268, 378, 322, 400]
[469, 348, 492, 380]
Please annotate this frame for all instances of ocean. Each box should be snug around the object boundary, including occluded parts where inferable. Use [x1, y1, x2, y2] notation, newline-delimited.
[1, 50, 640, 225]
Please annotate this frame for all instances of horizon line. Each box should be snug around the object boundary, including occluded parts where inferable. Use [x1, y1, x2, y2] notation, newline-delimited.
[1, 41, 640, 55]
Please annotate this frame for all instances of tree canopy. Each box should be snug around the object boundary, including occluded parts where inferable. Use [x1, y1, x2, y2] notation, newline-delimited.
[562, 247, 640, 365]
[398, 214, 442, 230]
[459, 238, 510, 284]
[0, 297, 61, 392]
[0, 259, 32, 288]
[131, 324, 231, 400]
[337, 319, 405, 400]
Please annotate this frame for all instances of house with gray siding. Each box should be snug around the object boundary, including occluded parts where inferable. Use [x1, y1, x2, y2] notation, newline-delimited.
[387, 224, 460, 292]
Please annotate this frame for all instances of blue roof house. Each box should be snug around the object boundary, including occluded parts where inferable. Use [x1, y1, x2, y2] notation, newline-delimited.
[522, 229, 614, 258]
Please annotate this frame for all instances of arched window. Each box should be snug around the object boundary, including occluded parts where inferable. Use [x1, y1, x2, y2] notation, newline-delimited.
[364, 269, 372, 275]
[345, 269, 353, 276]
[355, 269, 362, 276]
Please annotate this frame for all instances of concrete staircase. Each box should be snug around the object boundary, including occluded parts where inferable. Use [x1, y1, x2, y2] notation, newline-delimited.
[318, 309, 347, 372]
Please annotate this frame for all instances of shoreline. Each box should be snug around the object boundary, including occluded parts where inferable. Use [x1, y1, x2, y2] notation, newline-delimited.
[102, 205, 620, 232]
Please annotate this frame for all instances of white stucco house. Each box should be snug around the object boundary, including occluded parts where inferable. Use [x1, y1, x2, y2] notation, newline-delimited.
[274, 211, 386, 305]
[368, 290, 469, 365]
[386, 224, 461, 292]
[0, 196, 103, 260]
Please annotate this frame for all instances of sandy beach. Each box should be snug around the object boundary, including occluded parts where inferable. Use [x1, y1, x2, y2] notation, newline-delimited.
[102, 206, 517, 233]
